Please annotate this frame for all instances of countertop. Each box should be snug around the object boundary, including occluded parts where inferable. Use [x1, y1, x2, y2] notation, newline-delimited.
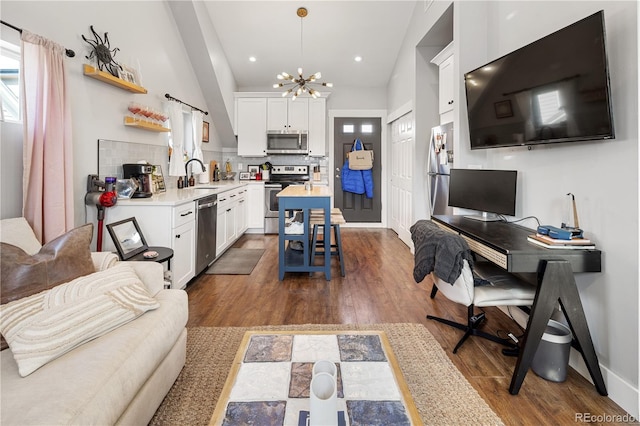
[276, 185, 332, 197]
[116, 180, 259, 207]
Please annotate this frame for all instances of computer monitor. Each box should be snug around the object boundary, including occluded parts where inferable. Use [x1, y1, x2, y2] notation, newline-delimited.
[448, 169, 517, 221]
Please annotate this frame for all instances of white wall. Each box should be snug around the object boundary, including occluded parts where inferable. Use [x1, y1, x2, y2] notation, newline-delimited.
[390, 0, 638, 416]
[1, 1, 210, 226]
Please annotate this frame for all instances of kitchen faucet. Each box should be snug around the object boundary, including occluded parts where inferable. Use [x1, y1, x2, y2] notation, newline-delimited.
[185, 158, 206, 183]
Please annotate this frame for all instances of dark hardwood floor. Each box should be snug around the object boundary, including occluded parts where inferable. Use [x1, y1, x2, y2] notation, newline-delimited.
[186, 229, 629, 425]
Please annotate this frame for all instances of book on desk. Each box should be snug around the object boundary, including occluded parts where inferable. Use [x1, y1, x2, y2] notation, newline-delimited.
[527, 233, 595, 249]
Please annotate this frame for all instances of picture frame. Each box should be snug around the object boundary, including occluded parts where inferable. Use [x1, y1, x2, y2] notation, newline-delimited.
[152, 165, 166, 193]
[239, 172, 251, 180]
[494, 100, 513, 118]
[118, 64, 141, 86]
[106, 217, 149, 260]
[248, 165, 260, 179]
[202, 121, 210, 143]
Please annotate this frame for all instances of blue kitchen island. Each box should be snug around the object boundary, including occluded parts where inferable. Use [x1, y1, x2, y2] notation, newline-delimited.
[277, 185, 332, 280]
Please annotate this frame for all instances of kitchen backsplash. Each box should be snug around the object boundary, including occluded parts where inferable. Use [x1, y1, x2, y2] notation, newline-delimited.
[97, 139, 329, 188]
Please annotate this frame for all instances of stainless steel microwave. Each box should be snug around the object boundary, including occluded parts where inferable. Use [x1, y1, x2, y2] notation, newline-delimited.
[266, 131, 308, 155]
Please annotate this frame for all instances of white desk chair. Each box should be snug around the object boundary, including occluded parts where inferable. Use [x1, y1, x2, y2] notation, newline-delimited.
[428, 259, 537, 353]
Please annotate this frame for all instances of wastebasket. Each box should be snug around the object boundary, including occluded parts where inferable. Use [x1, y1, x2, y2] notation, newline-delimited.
[531, 319, 572, 382]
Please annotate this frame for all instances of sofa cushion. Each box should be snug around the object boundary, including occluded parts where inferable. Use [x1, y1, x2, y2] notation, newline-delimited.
[0, 217, 43, 255]
[0, 223, 95, 351]
[1, 223, 95, 306]
[0, 289, 188, 425]
[0, 263, 159, 377]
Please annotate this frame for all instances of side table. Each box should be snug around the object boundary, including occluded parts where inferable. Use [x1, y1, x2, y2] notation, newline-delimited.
[126, 246, 174, 288]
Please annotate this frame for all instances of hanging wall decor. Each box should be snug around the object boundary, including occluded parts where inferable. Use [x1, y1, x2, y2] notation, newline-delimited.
[82, 25, 122, 77]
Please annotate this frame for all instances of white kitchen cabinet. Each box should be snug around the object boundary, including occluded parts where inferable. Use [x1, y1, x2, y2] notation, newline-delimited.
[215, 187, 247, 257]
[431, 42, 455, 124]
[172, 219, 196, 289]
[267, 98, 309, 131]
[246, 183, 265, 231]
[101, 200, 196, 289]
[308, 97, 327, 156]
[237, 97, 267, 156]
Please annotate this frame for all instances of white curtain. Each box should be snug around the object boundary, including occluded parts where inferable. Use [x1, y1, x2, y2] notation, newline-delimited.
[21, 30, 73, 243]
[167, 101, 185, 177]
[190, 111, 205, 174]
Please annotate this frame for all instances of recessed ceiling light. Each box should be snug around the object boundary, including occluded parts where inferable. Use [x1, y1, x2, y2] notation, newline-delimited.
[354, 56, 362, 62]
[249, 56, 257, 62]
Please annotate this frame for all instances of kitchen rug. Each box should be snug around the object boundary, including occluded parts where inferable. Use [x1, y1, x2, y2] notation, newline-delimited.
[205, 248, 265, 275]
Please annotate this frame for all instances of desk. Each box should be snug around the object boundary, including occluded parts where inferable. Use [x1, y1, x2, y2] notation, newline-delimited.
[277, 185, 331, 280]
[431, 215, 606, 396]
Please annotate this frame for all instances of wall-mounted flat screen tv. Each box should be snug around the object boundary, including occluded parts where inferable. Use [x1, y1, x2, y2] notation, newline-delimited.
[464, 10, 614, 150]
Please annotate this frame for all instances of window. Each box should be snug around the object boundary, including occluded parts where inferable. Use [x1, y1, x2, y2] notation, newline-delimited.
[0, 39, 20, 122]
[361, 123, 374, 133]
[342, 124, 354, 133]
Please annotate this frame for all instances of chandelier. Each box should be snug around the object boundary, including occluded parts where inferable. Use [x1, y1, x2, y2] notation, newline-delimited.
[273, 7, 332, 100]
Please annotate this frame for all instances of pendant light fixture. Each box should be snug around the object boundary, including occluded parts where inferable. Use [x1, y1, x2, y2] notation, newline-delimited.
[273, 7, 332, 100]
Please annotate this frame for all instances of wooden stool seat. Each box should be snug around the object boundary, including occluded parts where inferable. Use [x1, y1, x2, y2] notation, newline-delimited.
[309, 209, 345, 277]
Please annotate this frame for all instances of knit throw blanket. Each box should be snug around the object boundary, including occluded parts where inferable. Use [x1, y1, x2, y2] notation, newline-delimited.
[410, 220, 474, 285]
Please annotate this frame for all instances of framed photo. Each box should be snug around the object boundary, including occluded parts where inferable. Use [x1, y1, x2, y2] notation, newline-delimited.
[106, 217, 148, 260]
[494, 100, 513, 118]
[248, 165, 260, 179]
[118, 64, 141, 86]
[239, 172, 251, 180]
[151, 165, 166, 193]
[202, 121, 210, 143]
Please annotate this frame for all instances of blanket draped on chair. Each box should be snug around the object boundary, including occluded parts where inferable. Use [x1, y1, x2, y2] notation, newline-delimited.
[410, 220, 474, 284]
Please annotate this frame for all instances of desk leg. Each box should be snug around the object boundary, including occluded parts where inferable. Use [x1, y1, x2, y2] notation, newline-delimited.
[509, 260, 607, 396]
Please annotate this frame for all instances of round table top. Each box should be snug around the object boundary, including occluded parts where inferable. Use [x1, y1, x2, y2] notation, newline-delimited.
[127, 246, 174, 263]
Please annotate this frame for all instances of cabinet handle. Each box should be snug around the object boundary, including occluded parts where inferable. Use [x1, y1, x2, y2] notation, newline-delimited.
[230, 194, 236, 198]
[239, 200, 245, 203]
[448, 100, 454, 105]
[175, 234, 181, 238]
[219, 198, 227, 202]
[180, 211, 193, 217]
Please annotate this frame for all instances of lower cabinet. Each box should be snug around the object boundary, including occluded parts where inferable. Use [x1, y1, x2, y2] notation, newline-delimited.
[172, 220, 196, 288]
[102, 201, 196, 290]
[246, 183, 265, 231]
[216, 187, 247, 258]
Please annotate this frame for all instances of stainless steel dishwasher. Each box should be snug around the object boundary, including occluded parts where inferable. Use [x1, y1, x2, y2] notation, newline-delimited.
[195, 194, 217, 274]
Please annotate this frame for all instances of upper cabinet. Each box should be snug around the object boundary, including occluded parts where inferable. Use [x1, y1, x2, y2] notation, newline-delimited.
[235, 93, 328, 157]
[431, 42, 454, 124]
[236, 97, 267, 156]
[267, 98, 309, 131]
[308, 98, 326, 157]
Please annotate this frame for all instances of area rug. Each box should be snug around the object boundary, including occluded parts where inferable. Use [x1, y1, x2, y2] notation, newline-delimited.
[149, 323, 504, 426]
[205, 248, 265, 275]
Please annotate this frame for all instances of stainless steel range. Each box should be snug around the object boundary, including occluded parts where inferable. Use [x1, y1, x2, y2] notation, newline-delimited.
[264, 165, 310, 234]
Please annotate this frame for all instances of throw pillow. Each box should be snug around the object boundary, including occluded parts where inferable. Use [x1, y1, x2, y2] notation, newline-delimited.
[0, 223, 95, 351]
[0, 263, 159, 377]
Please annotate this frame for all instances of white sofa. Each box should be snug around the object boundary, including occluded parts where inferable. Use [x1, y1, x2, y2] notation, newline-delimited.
[0, 218, 188, 425]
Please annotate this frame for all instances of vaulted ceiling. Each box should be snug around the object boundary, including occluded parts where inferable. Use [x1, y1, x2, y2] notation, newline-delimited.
[203, 1, 417, 91]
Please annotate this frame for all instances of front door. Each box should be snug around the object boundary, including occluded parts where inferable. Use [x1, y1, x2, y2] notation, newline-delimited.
[333, 117, 382, 223]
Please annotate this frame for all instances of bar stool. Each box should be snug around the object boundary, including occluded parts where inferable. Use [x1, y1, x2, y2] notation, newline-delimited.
[309, 208, 346, 276]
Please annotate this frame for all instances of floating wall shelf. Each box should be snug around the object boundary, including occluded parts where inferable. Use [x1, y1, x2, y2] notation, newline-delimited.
[83, 64, 147, 94]
[124, 116, 170, 132]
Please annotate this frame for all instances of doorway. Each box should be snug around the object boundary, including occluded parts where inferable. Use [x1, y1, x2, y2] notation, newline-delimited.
[333, 117, 382, 223]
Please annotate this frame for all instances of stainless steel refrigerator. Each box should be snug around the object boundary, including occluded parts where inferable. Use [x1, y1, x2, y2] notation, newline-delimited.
[427, 122, 454, 216]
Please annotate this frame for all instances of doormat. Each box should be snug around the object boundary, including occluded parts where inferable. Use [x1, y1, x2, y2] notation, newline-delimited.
[206, 248, 265, 275]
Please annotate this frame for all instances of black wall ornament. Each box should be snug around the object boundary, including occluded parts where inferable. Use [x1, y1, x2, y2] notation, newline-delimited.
[82, 25, 121, 77]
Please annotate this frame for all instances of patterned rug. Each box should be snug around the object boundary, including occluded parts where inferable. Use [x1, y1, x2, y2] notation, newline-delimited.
[149, 323, 504, 425]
